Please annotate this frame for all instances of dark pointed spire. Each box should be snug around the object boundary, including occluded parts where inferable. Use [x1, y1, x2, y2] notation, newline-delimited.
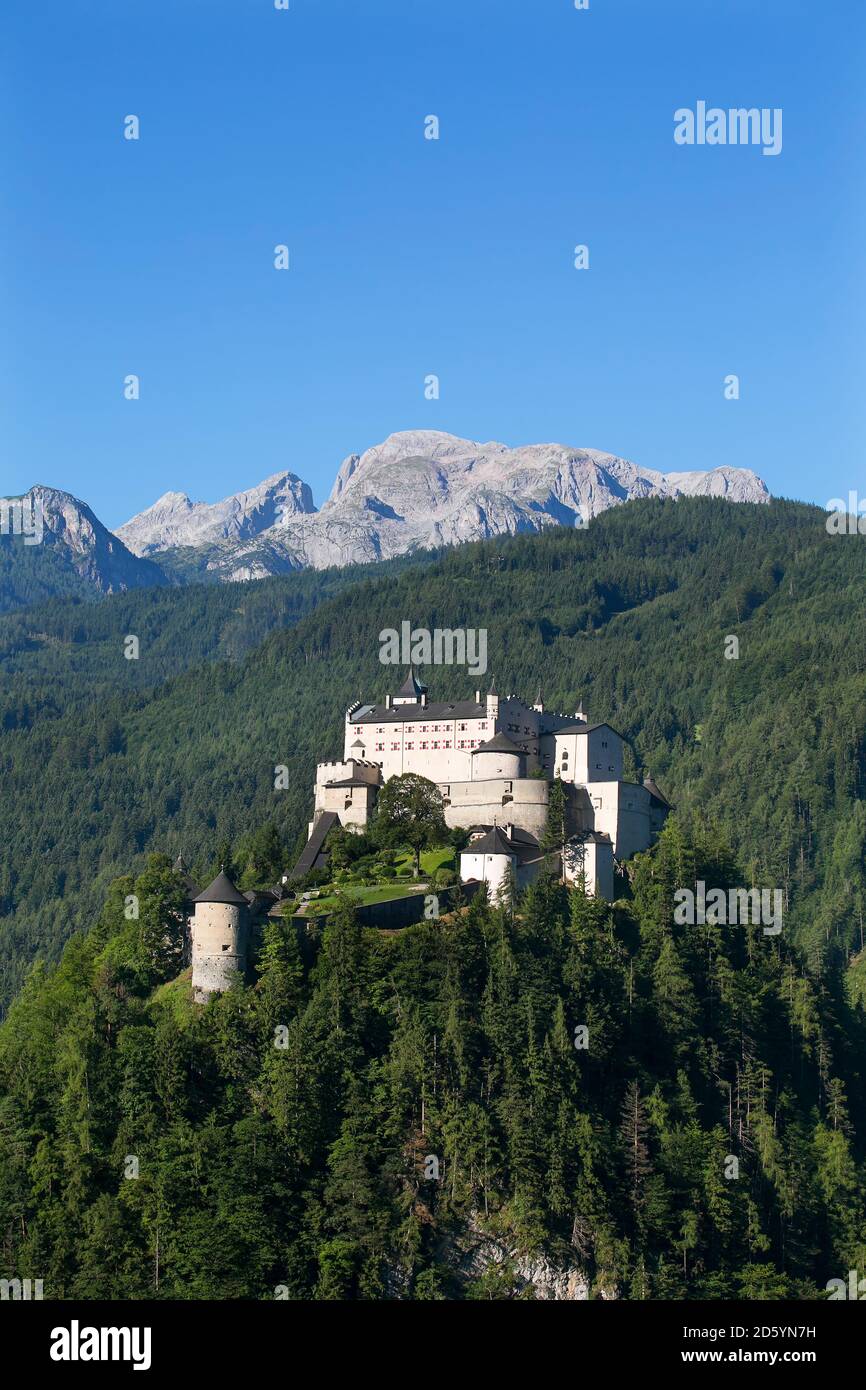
[396, 666, 427, 698]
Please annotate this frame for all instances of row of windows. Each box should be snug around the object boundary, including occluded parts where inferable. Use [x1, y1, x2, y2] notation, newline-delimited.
[354, 722, 489, 737]
[375, 740, 490, 752]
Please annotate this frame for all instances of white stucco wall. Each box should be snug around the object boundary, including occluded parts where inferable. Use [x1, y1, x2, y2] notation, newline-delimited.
[443, 777, 549, 838]
[586, 781, 653, 859]
[460, 850, 516, 904]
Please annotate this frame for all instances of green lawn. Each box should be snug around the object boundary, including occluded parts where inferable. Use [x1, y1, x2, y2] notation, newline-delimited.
[298, 882, 428, 915]
[393, 846, 456, 876]
[295, 844, 457, 916]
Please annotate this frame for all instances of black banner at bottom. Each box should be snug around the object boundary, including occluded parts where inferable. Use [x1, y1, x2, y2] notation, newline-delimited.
[1, 1296, 858, 1376]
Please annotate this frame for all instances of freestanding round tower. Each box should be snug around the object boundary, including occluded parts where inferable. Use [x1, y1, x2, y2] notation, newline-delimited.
[191, 869, 248, 1002]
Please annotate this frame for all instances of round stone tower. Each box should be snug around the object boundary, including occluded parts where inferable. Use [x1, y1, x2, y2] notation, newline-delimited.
[191, 868, 248, 1002]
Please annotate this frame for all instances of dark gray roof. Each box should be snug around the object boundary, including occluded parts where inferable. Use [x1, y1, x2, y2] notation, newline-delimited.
[194, 870, 247, 906]
[464, 825, 515, 856]
[643, 776, 671, 807]
[396, 668, 427, 697]
[353, 700, 486, 724]
[472, 731, 525, 755]
[325, 777, 376, 789]
[464, 824, 541, 861]
[290, 811, 338, 880]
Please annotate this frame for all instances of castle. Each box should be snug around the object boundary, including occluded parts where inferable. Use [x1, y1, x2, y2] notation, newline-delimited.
[302, 669, 669, 903]
[184, 671, 669, 1000]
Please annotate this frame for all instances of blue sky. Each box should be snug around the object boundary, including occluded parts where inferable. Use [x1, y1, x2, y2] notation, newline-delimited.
[2, 0, 864, 527]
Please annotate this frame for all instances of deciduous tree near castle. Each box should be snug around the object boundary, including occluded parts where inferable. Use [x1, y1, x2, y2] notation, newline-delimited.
[374, 773, 448, 879]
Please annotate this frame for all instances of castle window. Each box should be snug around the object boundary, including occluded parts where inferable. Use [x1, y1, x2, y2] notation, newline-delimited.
[432, 740, 439, 749]
[376, 742, 384, 751]
[602, 740, 608, 749]
[221, 944, 230, 952]
[458, 722, 467, 731]
[420, 741, 428, 749]
[406, 741, 414, 749]
[391, 742, 400, 750]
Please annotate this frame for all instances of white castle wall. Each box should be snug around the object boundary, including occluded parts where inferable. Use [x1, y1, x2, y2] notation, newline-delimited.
[587, 781, 652, 860]
[550, 725, 621, 784]
[345, 718, 490, 782]
[442, 776, 549, 838]
[460, 849, 516, 905]
[562, 838, 615, 898]
[306, 686, 667, 903]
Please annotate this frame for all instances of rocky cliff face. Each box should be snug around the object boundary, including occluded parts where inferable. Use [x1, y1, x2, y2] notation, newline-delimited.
[116, 430, 771, 580]
[116, 470, 316, 557]
[444, 1217, 598, 1299]
[3, 485, 169, 597]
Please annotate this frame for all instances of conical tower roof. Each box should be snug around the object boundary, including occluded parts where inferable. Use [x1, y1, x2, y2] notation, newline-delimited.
[194, 869, 247, 906]
[472, 731, 523, 755]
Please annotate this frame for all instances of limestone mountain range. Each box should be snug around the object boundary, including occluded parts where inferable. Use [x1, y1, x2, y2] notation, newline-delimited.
[114, 430, 771, 582]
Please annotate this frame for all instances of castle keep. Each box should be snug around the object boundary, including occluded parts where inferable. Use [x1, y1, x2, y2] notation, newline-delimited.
[303, 670, 669, 900]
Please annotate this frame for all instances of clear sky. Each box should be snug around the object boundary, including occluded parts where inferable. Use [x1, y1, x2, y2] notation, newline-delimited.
[2, 0, 864, 527]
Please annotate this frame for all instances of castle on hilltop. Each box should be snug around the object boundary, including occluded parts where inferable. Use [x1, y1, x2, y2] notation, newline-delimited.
[299, 669, 670, 903]
[182, 671, 669, 1000]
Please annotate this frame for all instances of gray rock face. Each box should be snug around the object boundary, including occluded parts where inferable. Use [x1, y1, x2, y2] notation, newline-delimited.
[116, 430, 771, 579]
[116, 470, 316, 557]
[6, 485, 169, 596]
[441, 1211, 614, 1300]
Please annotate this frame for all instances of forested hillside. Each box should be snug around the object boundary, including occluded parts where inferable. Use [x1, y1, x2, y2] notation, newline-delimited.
[1, 497, 865, 1011]
[1, 828, 863, 1299]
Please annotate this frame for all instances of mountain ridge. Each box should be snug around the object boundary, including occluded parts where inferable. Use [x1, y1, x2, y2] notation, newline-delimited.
[0, 484, 170, 613]
[115, 430, 771, 580]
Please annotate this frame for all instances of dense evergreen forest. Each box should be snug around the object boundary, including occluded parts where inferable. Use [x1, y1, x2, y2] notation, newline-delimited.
[0, 826, 864, 1299]
[1, 494, 865, 1299]
[1, 496, 864, 1011]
